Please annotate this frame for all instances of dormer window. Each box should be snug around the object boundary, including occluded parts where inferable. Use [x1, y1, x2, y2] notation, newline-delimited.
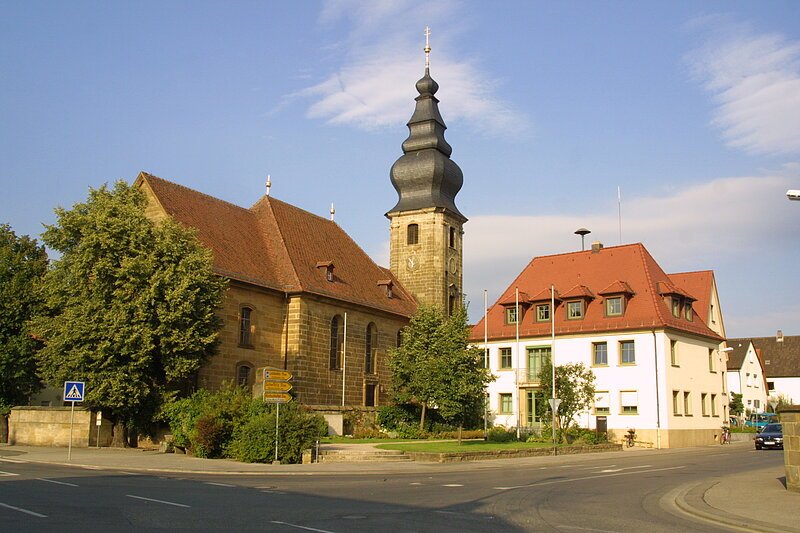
[671, 297, 681, 318]
[685, 304, 693, 321]
[377, 279, 394, 298]
[605, 297, 623, 317]
[506, 306, 518, 324]
[316, 261, 335, 282]
[567, 300, 583, 320]
[536, 303, 550, 322]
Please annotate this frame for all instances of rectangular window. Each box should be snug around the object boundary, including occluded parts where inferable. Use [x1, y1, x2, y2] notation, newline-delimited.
[605, 297, 623, 316]
[620, 340, 635, 364]
[672, 297, 681, 318]
[499, 347, 513, 369]
[239, 307, 252, 346]
[499, 393, 513, 414]
[685, 304, 693, 321]
[407, 223, 419, 245]
[683, 392, 692, 416]
[449, 226, 456, 248]
[754, 374, 759, 388]
[711, 394, 718, 416]
[768, 381, 775, 391]
[526, 347, 551, 382]
[701, 393, 708, 416]
[754, 399, 760, 409]
[505, 307, 518, 324]
[364, 383, 377, 407]
[593, 342, 608, 366]
[670, 340, 678, 366]
[536, 304, 550, 322]
[672, 390, 681, 415]
[708, 349, 716, 372]
[567, 300, 583, 320]
[620, 391, 638, 414]
[594, 391, 610, 414]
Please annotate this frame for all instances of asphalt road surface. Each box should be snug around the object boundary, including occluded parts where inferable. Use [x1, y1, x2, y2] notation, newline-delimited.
[0, 445, 783, 532]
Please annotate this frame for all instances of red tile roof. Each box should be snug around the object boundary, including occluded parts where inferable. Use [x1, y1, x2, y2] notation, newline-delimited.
[668, 270, 714, 321]
[137, 172, 417, 318]
[470, 243, 723, 342]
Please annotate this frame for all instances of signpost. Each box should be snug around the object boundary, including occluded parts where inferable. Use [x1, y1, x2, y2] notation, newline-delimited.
[96, 411, 102, 448]
[262, 369, 293, 463]
[63, 381, 85, 461]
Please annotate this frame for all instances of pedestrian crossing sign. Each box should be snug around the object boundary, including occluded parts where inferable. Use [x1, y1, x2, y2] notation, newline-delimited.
[63, 381, 85, 402]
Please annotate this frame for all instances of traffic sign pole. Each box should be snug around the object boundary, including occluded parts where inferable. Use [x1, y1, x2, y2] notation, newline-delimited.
[68, 401, 75, 461]
[63, 381, 85, 461]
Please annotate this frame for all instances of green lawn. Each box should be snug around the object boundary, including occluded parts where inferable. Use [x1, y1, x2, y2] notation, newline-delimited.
[375, 440, 556, 453]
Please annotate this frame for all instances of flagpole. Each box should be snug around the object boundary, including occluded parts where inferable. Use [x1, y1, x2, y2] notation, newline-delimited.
[515, 287, 520, 440]
[617, 186, 622, 245]
[342, 312, 347, 407]
[551, 284, 557, 456]
[484, 289, 489, 439]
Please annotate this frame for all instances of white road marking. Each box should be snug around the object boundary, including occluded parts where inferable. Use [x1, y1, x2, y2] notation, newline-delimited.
[0, 458, 26, 464]
[557, 525, 619, 532]
[204, 482, 235, 487]
[271, 521, 335, 532]
[261, 490, 286, 494]
[595, 464, 652, 473]
[37, 478, 78, 487]
[409, 482, 423, 485]
[126, 494, 190, 508]
[0, 470, 19, 477]
[0, 502, 47, 518]
[494, 465, 685, 490]
[442, 484, 464, 487]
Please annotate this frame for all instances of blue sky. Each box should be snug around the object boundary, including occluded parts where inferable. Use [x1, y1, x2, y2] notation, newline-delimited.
[1, 1, 798, 337]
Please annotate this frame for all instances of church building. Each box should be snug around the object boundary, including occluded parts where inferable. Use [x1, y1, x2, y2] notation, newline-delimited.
[136, 42, 466, 414]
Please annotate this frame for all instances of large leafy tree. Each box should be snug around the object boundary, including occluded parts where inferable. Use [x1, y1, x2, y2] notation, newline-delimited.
[0, 224, 48, 441]
[31, 182, 226, 446]
[389, 305, 493, 433]
[537, 362, 596, 436]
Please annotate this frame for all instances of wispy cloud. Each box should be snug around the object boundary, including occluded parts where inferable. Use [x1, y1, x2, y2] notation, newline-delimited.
[295, 0, 527, 135]
[687, 19, 800, 156]
[459, 172, 798, 313]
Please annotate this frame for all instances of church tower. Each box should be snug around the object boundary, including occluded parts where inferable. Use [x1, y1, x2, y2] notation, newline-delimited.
[386, 29, 466, 315]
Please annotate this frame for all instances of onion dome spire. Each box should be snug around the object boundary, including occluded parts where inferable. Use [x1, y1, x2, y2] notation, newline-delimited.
[387, 27, 466, 222]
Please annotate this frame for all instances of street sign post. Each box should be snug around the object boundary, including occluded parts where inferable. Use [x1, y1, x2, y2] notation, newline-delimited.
[63, 381, 85, 461]
[262, 369, 293, 463]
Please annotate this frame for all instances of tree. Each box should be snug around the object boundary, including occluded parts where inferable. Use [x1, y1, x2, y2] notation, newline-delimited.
[537, 362, 596, 436]
[729, 392, 744, 417]
[0, 224, 48, 442]
[31, 182, 226, 446]
[389, 305, 493, 436]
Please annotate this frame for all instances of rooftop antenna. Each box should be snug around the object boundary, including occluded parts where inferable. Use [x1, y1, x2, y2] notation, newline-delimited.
[424, 26, 431, 70]
[266, 174, 272, 196]
[574, 228, 591, 251]
[330, 203, 335, 221]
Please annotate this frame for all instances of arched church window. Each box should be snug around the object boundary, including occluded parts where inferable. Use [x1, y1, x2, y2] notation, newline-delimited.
[239, 306, 253, 347]
[330, 315, 344, 370]
[365, 323, 378, 374]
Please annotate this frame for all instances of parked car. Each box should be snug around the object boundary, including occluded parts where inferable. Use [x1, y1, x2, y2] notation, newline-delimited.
[754, 423, 783, 450]
[745, 413, 778, 429]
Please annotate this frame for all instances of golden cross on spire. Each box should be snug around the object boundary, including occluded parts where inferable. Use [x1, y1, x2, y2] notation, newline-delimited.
[424, 26, 431, 69]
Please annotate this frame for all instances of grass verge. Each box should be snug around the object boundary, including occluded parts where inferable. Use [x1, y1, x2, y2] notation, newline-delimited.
[375, 440, 556, 453]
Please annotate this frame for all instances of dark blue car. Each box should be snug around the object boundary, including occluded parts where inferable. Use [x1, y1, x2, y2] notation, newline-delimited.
[754, 423, 783, 450]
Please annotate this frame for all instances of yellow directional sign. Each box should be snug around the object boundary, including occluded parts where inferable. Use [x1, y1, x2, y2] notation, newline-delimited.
[263, 392, 292, 404]
[263, 369, 292, 381]
[263, 381, 292, 392]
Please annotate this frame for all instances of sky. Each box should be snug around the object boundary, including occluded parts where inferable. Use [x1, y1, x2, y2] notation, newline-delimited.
[1, 0, 799, 338]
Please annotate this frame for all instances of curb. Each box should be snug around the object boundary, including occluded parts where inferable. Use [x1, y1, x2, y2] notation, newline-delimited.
[671, 480, 800, 533]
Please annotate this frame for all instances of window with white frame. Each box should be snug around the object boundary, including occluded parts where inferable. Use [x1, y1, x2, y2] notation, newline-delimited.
[620, 391, 638, 414]
[594, 391, 610, 414]
[670, 340, 679, 366]
[605, 297, 623, 316]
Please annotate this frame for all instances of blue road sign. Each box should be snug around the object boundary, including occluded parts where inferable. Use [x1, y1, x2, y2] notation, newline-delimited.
[63, 381, 85, 402]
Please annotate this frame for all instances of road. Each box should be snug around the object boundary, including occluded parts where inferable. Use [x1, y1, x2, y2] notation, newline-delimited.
[0, 444, 783, 532]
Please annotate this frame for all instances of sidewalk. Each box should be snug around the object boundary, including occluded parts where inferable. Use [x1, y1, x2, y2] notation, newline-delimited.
[2, 441, 797, 531]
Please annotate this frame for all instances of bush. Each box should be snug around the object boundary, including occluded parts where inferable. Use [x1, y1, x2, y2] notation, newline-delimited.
[160, 384, 327, 463]
[487, 426, 517, 442]
[376, 405, 419, 430]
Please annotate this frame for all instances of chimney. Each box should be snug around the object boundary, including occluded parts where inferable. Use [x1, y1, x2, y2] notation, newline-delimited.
[777, 329, 784, 342]
[591, 241, 604, 253]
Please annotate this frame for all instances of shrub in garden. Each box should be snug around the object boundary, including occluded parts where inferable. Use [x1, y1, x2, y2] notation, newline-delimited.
[486, 426, 516, 442]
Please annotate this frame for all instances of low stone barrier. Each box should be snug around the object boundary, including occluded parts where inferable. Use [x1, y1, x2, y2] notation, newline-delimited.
[404, 443, 622, 463]
[779, 405, 799, 493]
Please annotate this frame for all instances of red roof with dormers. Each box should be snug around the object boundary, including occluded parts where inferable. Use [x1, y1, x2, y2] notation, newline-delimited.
[470, 243, 723, 342]
[137, 172, 417, 318]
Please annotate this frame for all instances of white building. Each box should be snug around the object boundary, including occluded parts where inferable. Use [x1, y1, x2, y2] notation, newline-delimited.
[728, 332, 800, 408]
[725, 340, 768, 416]
[471, 243, 728, 448]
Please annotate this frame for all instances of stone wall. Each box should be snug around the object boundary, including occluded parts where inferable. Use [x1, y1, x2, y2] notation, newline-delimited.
[779, 405, 800, 493]
[9, 407, 113, 447]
